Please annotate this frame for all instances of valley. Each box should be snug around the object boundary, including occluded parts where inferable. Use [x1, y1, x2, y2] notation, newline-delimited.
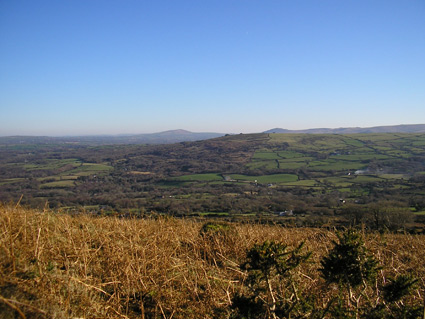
[1, 132, 425, 230]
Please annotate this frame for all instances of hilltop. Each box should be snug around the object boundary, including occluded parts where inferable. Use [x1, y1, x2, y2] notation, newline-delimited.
[264, 123, 425, 134]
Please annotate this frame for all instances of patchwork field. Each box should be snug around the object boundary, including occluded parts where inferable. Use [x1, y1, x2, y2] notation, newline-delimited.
[1, 133, 425, 223]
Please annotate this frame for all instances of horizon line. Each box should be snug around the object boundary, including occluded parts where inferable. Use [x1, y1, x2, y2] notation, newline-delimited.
[1, 123, 425, 138]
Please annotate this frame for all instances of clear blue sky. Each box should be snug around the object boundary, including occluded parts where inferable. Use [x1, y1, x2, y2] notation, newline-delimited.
[1, 1, 424, 136]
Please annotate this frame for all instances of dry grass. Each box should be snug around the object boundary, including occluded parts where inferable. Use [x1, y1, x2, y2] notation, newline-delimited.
[1, 204, 424, 318]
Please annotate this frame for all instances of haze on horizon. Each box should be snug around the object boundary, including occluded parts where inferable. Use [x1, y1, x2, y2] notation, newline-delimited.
[1, 1, 424, 137]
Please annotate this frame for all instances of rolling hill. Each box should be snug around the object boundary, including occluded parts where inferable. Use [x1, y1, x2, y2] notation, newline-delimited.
[1, 132, 425, 225]
[0, 129, 224, 145]
[2, 124, 425, 146]
[264, 124, 425, 134]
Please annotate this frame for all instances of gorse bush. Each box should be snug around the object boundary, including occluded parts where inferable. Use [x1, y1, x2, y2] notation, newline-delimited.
[232, 229, 424, 319]
[1, 205, 424, 318]
[200, 221, 233, 235]
[372, 275, 422, 319]
[231, 241, 311, 318]
[319, 229, 422, 319]
[320, 229, 379, 288]
[382, 275, 418, 303]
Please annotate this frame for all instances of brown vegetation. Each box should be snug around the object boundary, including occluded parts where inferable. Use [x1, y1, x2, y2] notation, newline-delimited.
[1, 204, 424, 318]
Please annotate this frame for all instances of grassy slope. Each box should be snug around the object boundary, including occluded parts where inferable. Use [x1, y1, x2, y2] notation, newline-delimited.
[1, 204, 424, 318]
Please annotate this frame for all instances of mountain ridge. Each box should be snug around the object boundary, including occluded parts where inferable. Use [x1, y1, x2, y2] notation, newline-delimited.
[0, 129, 224, 145]
[1, 124, 425, 145]
[263, 124, 425, 134]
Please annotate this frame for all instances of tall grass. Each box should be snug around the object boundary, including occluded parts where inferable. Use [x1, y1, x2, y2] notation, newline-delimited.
[1, 204, 424, 318]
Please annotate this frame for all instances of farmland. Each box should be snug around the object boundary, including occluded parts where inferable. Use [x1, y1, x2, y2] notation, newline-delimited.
[1, 133, 425, 229]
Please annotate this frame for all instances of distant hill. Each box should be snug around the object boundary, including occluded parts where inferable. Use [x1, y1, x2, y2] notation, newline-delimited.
[0, 129, 225, 145]
[3, 124, 425, 146]
[264, 124, 425, 134]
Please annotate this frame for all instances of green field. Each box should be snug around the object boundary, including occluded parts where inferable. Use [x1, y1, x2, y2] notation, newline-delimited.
[0, 178, 25, 185]
[278, 161, 307, 169]
[252, 150, 281, 160]
[5, 159, 115, 190]
[380, 174, 406, 179]
[246, 160, 279, 170]
[66, 163, 113, 176]
[352, 175, 385, 183]
[307, 160, 366, 171]
[283, 179, 320, 187]
[1, 132, 425, 215]
[173, 173, 224, 182]
[329, 154, 392, 161]
[230, 173, 298, 183]
[277, 150, 306, 158]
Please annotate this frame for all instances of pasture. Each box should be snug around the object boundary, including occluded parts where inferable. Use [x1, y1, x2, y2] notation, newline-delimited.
[1, 133, 425, 216]
[229, 173, 298, 183]
[172, 173, 224, 182]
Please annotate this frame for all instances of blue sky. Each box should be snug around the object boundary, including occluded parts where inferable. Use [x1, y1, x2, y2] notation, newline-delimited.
[1, 1, 424, 136]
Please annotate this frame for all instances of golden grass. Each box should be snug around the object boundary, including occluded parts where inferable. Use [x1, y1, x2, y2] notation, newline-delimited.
[1, 204, 424, 318]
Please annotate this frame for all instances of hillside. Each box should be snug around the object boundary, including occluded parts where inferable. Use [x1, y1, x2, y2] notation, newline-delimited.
[1, 132, 425, 228]
[1, 205, 424, 318]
